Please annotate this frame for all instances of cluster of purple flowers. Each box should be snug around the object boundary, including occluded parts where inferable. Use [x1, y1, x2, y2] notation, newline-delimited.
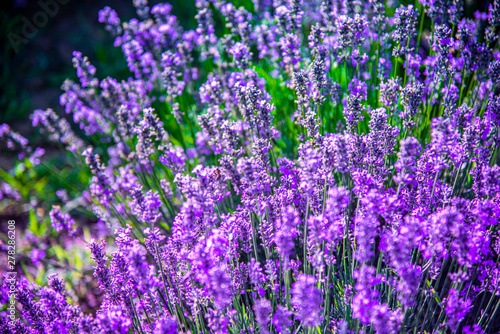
[2, 0, 500, 333]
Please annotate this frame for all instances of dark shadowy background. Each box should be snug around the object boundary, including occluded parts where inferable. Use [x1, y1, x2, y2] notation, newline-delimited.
[0, 0, 197, 126]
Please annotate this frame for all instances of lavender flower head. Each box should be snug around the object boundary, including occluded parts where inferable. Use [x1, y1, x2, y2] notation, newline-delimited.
[291, 274, 323, 328]
[49, 206, 75, 232]
[392, 5, 418, 57]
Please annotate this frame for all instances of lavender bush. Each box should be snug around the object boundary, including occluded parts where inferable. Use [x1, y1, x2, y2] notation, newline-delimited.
[1, 0, 500, 333]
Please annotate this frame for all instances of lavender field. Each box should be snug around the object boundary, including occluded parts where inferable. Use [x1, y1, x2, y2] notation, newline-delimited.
[1, 0, 500, 333]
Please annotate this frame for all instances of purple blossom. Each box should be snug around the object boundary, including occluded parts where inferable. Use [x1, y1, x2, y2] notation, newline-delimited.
[274, 206, 301, 268]
[31, 249, 46, 266]
[379, 79, 400, 108]
[322, 133, 350, 173]
[154, 316, 177, 334]
[400, 82, 424, 130]
[344, 94, 364, 134]
[96, 306, 132, 334]
[129, 186, 162, 224]
[336, 14, 367, 50]
[16, 288, 46, 333]
[394, 137, 422, 187]
[392, 5, 418, 57]
[49, 206, 75, 232]
[445, 289, 471, 332]
[159, 146, 187, 174]
[291, 274, 323, 327]
[348, 78, 367, 101]
[229, 42, 252, 69]
[83, 147, 113, 206]
[88, 239, 112, 293]
[352, 266, 402, 334]
[72, 51, 98, 88]
[253, 299, 272, 334]
[272, 305, 293, 334]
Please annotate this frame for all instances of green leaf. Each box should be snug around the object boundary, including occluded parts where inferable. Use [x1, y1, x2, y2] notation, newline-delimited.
[28, 209, 39, 235]
[52, 244, 66, 262]
[74, 248, 83, 271]
[35, 265, 46, 286]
